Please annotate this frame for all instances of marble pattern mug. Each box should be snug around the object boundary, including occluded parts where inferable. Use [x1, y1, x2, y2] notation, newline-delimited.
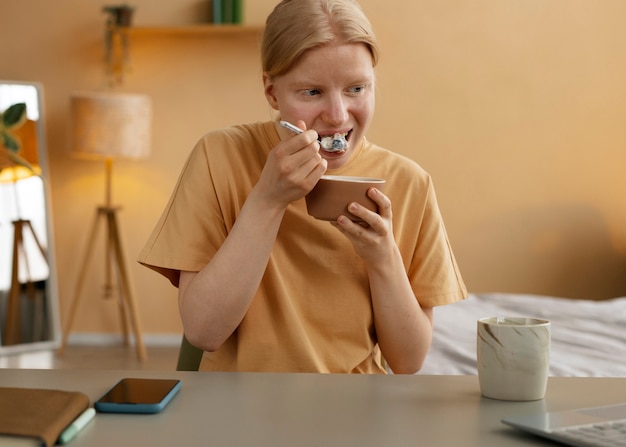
[477, 317, 551, 401]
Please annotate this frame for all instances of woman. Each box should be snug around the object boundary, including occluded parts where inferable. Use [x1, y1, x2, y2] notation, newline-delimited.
[138, 0, 467, 373]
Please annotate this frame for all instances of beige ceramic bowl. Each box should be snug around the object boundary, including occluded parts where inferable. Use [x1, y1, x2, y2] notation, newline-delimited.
[305, 175, 386, 221]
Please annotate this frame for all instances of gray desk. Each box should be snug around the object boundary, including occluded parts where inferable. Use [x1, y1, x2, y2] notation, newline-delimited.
[1, 369, 624, 446]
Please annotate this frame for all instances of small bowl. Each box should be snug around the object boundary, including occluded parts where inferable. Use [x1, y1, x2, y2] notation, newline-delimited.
[305, 175, 386, 221]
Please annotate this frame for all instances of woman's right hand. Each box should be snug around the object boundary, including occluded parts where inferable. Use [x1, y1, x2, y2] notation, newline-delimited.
[255, 121, 327, 208]
[179, 122, 326, 351]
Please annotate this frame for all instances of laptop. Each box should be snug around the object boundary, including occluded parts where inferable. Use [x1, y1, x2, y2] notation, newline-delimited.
[501, 402, 626, 447]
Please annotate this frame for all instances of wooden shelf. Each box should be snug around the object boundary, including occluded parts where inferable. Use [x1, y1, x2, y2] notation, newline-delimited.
[122, 25, 263, 37]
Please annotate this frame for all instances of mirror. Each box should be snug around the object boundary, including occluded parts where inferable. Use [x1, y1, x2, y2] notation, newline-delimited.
[0, 80, 61, 354]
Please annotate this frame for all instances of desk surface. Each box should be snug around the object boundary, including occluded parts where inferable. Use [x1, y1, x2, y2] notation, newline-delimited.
[1, 369, 624, 446]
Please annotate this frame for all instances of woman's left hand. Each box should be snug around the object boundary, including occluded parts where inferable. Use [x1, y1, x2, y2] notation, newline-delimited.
[331, 187, 395, 264]
[333, 187, 433, 374]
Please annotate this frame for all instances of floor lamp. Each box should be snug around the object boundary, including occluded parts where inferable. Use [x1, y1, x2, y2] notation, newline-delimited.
[58, 91, 151, 361]
[1, 118, 48, 346]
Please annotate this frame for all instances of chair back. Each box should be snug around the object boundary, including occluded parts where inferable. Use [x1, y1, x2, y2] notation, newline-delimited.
[176, 335, 203, 371]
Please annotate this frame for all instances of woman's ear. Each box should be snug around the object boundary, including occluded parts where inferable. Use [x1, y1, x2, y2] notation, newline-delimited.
[263, 72, 280, 110]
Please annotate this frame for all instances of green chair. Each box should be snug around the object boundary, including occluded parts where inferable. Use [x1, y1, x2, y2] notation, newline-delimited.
[176, 335, 204, 371]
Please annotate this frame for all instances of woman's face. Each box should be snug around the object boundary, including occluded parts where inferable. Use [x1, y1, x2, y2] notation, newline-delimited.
[264, 42, 376, 170]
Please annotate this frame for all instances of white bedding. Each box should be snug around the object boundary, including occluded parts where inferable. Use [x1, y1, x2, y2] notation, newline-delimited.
[421, 293, 626, 377]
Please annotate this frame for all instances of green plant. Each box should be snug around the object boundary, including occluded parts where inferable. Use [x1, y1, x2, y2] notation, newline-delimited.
[0, 102, 37, 175]
[1, 103, 26, 151]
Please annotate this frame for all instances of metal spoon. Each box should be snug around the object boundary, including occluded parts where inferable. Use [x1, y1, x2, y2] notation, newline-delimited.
[279, 120, 347, 152]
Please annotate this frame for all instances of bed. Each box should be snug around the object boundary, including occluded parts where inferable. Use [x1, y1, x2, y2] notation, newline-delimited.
[421, 293, 626, 377]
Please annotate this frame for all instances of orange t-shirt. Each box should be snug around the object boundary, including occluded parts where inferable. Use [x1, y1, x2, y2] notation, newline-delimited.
[138, 121, 467, 373]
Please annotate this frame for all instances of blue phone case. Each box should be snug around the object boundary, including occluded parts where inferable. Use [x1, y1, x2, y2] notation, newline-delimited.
[94, 378, 182, 414]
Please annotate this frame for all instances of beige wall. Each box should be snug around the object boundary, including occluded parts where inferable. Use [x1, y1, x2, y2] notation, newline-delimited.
[2, 0, 625, 337]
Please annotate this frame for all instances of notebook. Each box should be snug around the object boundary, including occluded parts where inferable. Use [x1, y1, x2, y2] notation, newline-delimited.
[0, 387, 90, 447]
[502, 402, 626, 447]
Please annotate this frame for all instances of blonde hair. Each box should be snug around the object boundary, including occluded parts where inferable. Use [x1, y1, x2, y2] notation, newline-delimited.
[261, 0, 379, 78]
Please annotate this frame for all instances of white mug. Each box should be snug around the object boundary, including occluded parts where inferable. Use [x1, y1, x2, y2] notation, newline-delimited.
[477, 317, 550, 401]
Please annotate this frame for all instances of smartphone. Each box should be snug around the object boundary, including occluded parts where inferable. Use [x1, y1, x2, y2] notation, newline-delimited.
[94, 378, 182, 414]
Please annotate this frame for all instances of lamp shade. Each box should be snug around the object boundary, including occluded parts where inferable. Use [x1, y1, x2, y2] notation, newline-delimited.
[70, 91, 151, 160]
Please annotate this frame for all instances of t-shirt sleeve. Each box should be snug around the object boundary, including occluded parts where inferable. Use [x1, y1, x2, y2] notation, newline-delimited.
[137, 137, 227, 287]
[406, 174, 467, 308]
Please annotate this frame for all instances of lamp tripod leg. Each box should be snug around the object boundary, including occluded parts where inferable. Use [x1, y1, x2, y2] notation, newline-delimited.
[107, 210, 147, 361]
[57, 207, 147, 362]
[25, 220, 48, 261]
[4, 220, 51, 345]
[57, 210, 103, 356]
[24, 221, 48, 341]
[4, 221, 24, 345]
[106, 217, 130, 346]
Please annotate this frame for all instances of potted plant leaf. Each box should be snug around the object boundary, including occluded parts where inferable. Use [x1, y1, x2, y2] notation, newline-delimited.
[0, 103, 38, 176]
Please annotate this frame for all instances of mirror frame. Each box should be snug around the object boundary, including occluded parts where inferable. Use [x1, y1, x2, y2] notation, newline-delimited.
[0, 80, 62, 355]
